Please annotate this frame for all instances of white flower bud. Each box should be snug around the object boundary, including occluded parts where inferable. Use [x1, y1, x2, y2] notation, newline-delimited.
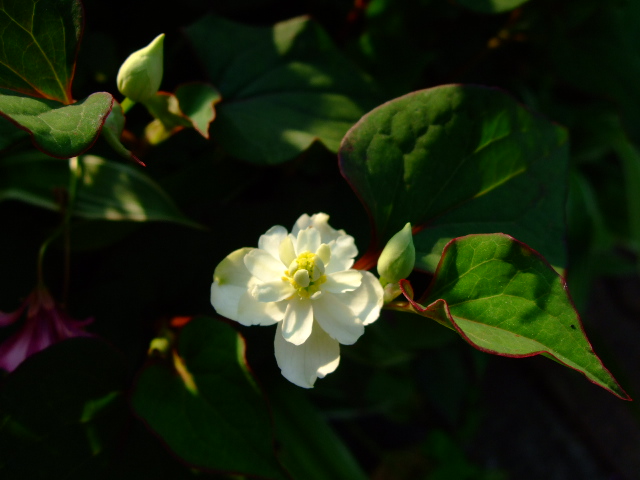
[377, 222, 415, 285]
[117, 34, 165, 102]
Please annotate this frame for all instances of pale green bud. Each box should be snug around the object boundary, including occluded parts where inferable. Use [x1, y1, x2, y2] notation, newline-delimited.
[377, 223, 415, 285]
[117, 34, 165, 102]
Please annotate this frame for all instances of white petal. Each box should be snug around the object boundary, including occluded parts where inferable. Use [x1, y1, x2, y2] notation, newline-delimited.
[281, 298, 313, 345]
[323, 270, 362, 293]
[279, 236, 297, 267]
[212, 247, 254, 288]
[295, 227, 321, 255]
[313, 293, 364, 345]
[211, 282, 246, 322]
[258, 225, 288, 260]
[237, 291, 286, 326]
[244, 249, 285, 282]
[250, 280, 295, 302]
[291, 214, 312, 237]
[274, 321, 340, 388]
[325, 235, 357, 274]
[316, 243, 331, 266]
[339, 271, 384, 325]
[211, 248, 255, 322]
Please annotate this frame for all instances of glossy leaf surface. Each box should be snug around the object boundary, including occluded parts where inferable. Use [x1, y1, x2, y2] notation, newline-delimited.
[131, 317, 287, 479]
[0, 89, 113, 158]
[339, 85, 568, 270]
[185, 14, 380, 164]
[402, 234, 629, 400]
[0, 0, 82, 103]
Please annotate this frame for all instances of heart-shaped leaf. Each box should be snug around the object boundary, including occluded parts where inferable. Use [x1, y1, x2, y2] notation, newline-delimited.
[185, 14, 380, 164]
[131, 316, 288, 479]
[0, 89, 113, 158]
[401, 233, 630, 400]
[339, 85, 568, 270]
[0, 0, 82, 103]
[0, 152, 200, 228]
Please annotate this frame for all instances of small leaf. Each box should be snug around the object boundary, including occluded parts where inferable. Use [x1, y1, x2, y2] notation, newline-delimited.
[0, 89, 113, 158]
[0, 152, 200, 228]
[174, 83, 221, 138]
[401, 233, 630, 400]
[339, 85, 568, 270]
[0, 0, 82, 103]
[101, 100, 143, 166]
[185, 14, 380, 164]
[455, 0, 530, 14]
[143, 83, 220, 144]
[131, 316, 288, 479]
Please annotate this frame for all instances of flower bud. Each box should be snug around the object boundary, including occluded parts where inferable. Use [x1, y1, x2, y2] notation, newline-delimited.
[117, 34, 165, 102]
[377, 222, 415, 285]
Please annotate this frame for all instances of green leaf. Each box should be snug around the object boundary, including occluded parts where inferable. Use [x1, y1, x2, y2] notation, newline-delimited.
[0, 89, 113, 158]
[0, 338, 128, 479]
[185, 14, 380, 164]
[131, 316, 288, 479]
[0, 0, 82, 104]
[175, 82, 221, 138]
[267, 380, 369, 480]
[456, 0, 530, 14]
[401, 233, 630, 400]
[142, 83, 220, 144]
[0, 152, 200, 227]
[339, 85, 569, 270]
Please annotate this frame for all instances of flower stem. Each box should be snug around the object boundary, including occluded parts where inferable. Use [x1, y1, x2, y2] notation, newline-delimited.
[120, 97, 136, 114]
[36, 157, 81, 298]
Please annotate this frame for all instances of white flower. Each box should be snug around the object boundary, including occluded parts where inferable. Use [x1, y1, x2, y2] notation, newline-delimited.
[210, 213, 384, 388]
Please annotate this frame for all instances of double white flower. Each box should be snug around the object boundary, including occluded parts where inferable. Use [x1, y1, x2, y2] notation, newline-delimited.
[211, 213, 384, 388]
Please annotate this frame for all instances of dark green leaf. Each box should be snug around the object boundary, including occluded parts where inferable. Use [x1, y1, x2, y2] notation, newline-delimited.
[339, 85, 568, 270]
[267, 380, 369, 480]
[401, 233, 630, 400]
[456, 0, 530, 14]
[0, 338, 128, 479]
[0, 0, 82, 103]
[131, 316, 288, 479]
[0, 152, 200, 227]
[0, 89, 113, 158]
[185, 14, 380, 164]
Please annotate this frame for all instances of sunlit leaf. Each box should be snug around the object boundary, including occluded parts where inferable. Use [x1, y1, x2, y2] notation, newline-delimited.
[339, 85, 568, 270]
[0, 89, 113, 158]
[131, 316, 288, 479]
[185, 14, 380, 164]
[0, 152, 200, 228]
[0, 0, 82, 103]
[401, 233, 630, 400]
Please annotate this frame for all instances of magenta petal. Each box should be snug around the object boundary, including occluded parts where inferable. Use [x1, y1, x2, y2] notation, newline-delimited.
[0, 288, 94, 372]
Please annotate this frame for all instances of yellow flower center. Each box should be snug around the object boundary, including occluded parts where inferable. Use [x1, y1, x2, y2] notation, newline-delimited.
[283, 251, 327, 299]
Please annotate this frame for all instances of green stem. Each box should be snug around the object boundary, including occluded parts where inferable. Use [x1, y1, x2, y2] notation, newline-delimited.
[120, 97, 136, 114]
[36, 157, 81, 293]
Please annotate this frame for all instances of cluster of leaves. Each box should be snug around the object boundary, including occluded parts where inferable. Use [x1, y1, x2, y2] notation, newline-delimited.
[0, 0, 637, 478]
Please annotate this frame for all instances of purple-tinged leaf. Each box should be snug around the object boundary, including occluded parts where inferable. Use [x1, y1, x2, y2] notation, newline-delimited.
[400, 233, 630, 400]
[0, 89, 113, 158]
[0, 0, 82, 104]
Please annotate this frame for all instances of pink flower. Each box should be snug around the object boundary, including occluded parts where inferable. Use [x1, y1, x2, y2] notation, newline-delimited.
[0, 287, 93, 372]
